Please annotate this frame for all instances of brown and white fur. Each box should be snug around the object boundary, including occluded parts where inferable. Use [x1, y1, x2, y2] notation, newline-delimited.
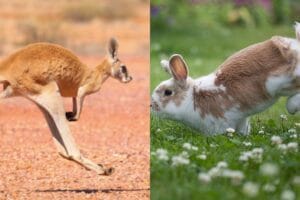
[0, 38, 132, 174]
[151, 23, 300, 135]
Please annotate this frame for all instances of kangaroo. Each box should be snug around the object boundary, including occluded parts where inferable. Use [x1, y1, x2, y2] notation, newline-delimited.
[0, 38, 132, 175]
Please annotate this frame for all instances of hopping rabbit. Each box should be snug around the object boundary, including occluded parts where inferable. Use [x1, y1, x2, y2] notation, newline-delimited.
[151, 23, 300, 135]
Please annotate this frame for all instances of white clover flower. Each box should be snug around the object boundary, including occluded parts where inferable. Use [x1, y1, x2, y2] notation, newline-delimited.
[281, 190, 295, 200]
[252, 148, 263, 154]
[198, 172, 211, 183]
[156, 148, 167, 154]
[197, 154, 207, 160]
[210, 143, 217, 148]
[217, 161, 228, 169]
[180, 151, 189, 158]
[287, 142, 298, 152]
[156, 128, 162, 132]
[239, 151, 253, 162]
[288, 128, 296, 134]
[204, 162, 244, 185]
[191, 146, 199, 151]
[243, 141, 252, 147]
[221, 169, 244, 184]
[183, 143, 198, 151]
[243, 182, 259, 197]
[208, 167, 222, 178]
[280, 114, 288, 120]
[260, 163, 279, 177]
[278, 144, 288, 153]
[227, 132, 234, 137]
[271, 136, 282, 145]
[295, 123, 300, 127]
[251, 148, 264, 162]
[290, 134, 297, 138]
[258, 130, 265, 134]
[226, 128, 235, 133]
[155, 148, 169, 161]
[183, 143, 192, 150]
[263, 184, 276, 192]
[239, 148, 263, 163]
[171, 155, 190, 166]
[226, 128, 235, 137]
[292, 176, 300, 185]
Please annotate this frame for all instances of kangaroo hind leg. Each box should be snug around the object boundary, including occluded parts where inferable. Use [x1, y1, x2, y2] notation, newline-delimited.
[27, 82, 113, 175]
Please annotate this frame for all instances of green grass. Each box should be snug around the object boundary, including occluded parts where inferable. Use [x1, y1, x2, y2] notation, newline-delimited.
[151, 24, 300, 200]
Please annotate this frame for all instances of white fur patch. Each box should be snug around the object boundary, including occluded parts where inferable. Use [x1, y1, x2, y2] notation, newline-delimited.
[286, 37, 300, 77]
[286, 93, 300, 114]
[160, 60, 172, 75]
[196, 73, 226, 91]
[265, 75, 292, 96]
[295, 22, 300, 41]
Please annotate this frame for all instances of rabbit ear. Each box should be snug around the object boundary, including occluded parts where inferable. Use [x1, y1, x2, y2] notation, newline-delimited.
[169, 54, 189, 85]
[160, 59, 172, 75]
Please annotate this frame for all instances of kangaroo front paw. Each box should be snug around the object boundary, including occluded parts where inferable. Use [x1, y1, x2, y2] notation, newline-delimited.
[65, 112, 78, 121]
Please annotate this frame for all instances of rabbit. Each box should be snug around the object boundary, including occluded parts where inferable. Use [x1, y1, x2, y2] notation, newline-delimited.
[0, 38, 132, 174]
[151, 23, 300, 135]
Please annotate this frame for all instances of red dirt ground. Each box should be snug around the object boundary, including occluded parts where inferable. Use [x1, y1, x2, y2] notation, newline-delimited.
[0, 56, 149, 199]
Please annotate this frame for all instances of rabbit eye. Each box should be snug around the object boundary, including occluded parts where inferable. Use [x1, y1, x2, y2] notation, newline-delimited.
[164, 89, 172, 96]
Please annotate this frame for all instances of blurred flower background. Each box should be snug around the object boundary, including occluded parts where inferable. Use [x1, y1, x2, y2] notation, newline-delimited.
[151, 0, 300, 30]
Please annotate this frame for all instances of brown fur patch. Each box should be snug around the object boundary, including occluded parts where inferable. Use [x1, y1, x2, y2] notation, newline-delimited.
[156, 83, 188, 108]
[193, 87, 233, 118]
[213, 36, 297, 111]
[192, 37, 297, 119]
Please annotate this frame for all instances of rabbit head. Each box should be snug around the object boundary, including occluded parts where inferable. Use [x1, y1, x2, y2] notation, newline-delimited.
[151, 54, 195, 120]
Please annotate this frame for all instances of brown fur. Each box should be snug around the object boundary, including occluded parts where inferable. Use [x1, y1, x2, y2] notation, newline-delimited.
[193, 87, 233, 118]
[192, 37, 297, 119]
[0, 43, 113, 97]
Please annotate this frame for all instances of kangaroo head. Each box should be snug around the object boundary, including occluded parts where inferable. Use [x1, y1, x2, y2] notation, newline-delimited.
[107, 38, 132, 83]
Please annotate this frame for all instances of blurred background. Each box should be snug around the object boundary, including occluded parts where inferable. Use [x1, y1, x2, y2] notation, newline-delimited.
[0, 0, 148, 56]
[152, 0, 300, 30]
[151, 0, 300, 89]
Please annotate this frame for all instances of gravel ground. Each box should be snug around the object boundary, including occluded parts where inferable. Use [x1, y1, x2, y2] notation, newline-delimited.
[0, 57, 149, 199]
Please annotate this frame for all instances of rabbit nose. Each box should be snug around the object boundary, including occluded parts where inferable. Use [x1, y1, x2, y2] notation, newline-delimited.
[151, 99, 160, 111]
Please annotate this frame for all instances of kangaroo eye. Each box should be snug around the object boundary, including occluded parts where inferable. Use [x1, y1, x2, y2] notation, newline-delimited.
[120, 65, 127, 73]
[164, 89, 172, 96]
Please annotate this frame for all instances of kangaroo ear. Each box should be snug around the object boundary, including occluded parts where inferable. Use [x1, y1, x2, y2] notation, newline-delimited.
[169, 54, 189, 85]
[108, 38, 118, 59]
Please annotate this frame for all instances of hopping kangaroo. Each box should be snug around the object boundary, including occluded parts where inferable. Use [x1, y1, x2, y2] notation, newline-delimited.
[152, 23, 300, 135]
[0, 38, 132, 174]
